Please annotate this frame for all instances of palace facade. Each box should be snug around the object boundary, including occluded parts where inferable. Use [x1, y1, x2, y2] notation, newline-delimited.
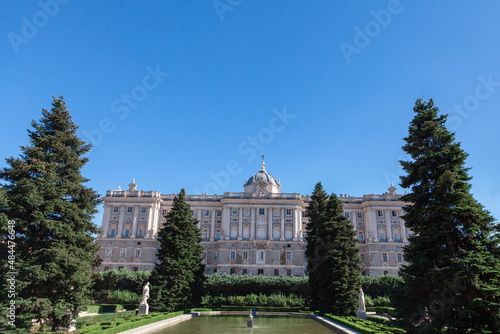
[96, 161, 410, 276]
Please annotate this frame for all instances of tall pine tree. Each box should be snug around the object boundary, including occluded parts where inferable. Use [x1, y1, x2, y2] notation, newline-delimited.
[396, 99, 500, 333]
[306, 182, 362, 315]
[0, 97, 102, 331]
[149, 189, 205, 312]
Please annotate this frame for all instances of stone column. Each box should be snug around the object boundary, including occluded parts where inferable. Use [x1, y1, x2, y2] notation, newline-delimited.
[267, 207, 272, 240]
[131, 206, 139, 238]
[352, 210, 357, 231]
[400, 210, 408, 242]
[367, 209, 377, 243]
[250, 208, 255, 240]
[152, 202, 160, 238]
[223, 207, 230, 240]
[280, 208, 285, 241]
[386, 210, 393, 242]
[238, 207, 243, 240]
[117, 206, 125, 238]
[101, 205, 112, 237]
[210, 210, 216, 241]
[293, 207, 300, 241]
[145, 206, 153, 238]
[197, 209, 202, 230]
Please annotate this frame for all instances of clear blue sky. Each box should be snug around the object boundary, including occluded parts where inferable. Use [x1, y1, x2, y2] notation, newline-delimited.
[1, 1, 499, 226]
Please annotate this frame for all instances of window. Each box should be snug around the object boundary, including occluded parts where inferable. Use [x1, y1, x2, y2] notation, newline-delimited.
[392, 210, 398, 217]
[287, 269, 291, 276]
[243, 251, 248, 260]
[286, 209, 292, 216]
[393, 232, 400, 241]
[203, 252, 207, 260]
[230, 268, 235, 275]
[113, 206, 119, 213]
[138, 229, 143, 236]
[258, 269, 264, 275]
[104, 266, 110, 271]
[141, 207, 147, 213]
[302, 233, 307, 242]
[202, 230, 208, 239]
[360, 254, 365, 263]
[302, 211, 306, 217]
[384, 271, 389, 275]
[259, 208, 265, 215]
[162, 209, 166, 215]
[122, 241, 126, 245]
[107, 242, 112, 245]
[214, 252, 219, 260]
[133, 267, 138, 271]
[214, 269, 217, 273]
[217, 210, 222, 216]
[286, 251, 292, 261]
[216, 220, 221, 224]
[382, 253, 388, 262]
[123, 229, 130, 238]
[105, 249, 112, 258]
[242, 269, 247, 275]
[274, 269, 279, 276]
[134, 249, 141, 258]
[357, 212, 362, 218]
[358, 233, 364, 242]
[397, 253, 403, 262]
[377, 210, 383, 217]
[230, 251, 236, 260]
[232, 208, 238, 215]
[119, 249, 126, 258]
[127, 207, 133, 213]
[215, 231, 220, 240]
[258, 251, 264, 261]
[109, 229, 116, 237]
[345, 212, 350, 218]
[274, 251, 279, 261]
[204, 210, 210, 216]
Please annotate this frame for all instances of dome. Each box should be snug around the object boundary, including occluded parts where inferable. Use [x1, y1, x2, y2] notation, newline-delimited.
[244, 164, 280, 186]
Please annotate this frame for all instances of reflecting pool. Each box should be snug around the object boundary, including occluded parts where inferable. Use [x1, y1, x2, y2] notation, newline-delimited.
[154, 315, 333, 334]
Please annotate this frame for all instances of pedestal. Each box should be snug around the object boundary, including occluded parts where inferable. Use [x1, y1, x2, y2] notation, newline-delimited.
[357, 309, 367, 320]
[138, 304, 149, 315]
[247, 315, 254, 328]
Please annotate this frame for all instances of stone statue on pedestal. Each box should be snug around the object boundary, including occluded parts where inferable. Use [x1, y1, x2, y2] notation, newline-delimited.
[357, 287, 367, 320]
[138, 282, 150, 315]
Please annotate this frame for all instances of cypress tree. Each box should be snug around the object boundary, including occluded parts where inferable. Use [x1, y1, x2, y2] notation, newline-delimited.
[149, 189, 205, 312]
[0, 97, 102, 331]
[396, 98, 500, 333]
[306, 182, 362, 315]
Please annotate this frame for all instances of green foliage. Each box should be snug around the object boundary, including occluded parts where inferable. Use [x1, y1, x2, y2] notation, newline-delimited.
[75, 309, 136, 328]
[366, 306, 396, 316]
[361, 275, 404, 299]
[108, 290, 140, 305]
[0, 97, 102, 331]
[305, 182, 362, 315]
[204, 273, 309, 298]
[201, 293, 305, 308]
[324, 314, 404, 334]
[149, 189, 205, 312]
[93, 269, 150, 297]
[396, 99, 500, 332]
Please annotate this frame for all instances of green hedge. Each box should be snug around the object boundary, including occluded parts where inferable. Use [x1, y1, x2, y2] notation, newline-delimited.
[76, 310, 136, 327]
[323, 314, 404, 334]
[84, 304, 129, 314]
[202, 293, 305, 308]
[76, 311, 185, 334]
[366, 306, 396, 316]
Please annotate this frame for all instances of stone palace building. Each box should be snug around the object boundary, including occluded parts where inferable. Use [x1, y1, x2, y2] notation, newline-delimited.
[96, 160, 411, 276]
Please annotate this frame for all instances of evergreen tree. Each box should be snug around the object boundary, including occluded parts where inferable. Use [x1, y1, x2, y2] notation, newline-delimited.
[396, 99, 500, 333]
[149, 189, 205, 312]
[0, 97, 102, 331]
[305, 182, 362, 315]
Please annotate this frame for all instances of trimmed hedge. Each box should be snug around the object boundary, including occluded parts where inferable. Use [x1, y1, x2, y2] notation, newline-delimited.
[202, 293, 305, 308]
[76, 311, 185, 334]
[76, 310, 136, 327]
[366, 306, 396, 316]
[324, 314, 404, 334]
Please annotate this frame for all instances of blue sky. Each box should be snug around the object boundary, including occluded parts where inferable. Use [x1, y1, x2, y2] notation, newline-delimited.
[1, 1, 499, 225]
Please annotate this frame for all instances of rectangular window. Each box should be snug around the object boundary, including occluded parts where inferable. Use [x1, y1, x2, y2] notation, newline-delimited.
[397, 253, 403, 262]
[217, 210, 222, 216]
[127, 207, 133, 213]
[377, 210, 383, 217]
[287, 269, 291, 276]
[358, 233, 364, 242]
[141, 207, 147, 213]
[162, 209, 166, 215]
[242, 269, 247, 275]
[214, 252, 219, 260]
[133, 267, 138, 271]
[286, 209, 292, 216]
[202, 230, 208, 239]
[259, 208, 265, 215]
[392, 210, 398, 217]
[302, 233, 307, 242]
[123, 229, 130, 238]
[119, 249, 126, 258]
[360, 254, 365, 263]
[357, 212, 362, 218]
[203, 252, 207, 260]
[345, 212, 350, 218]
[258, 269, 264, 275]
[258, 251, 264, 261]
[274, 251, 279, 261]
[274, 269, 279, 276]
[230, 268, 235, 275]
[243, 251, 248, 260]
[384, 270, 389, 275]
[215, 231, 220, 240]
[105, 249, 112, 258]
[204, 210, 210, 216]
[232, 208, 238, 215]
[382, 253, 388, 262]
[134, 249, 140, 258]
[286, 251, 292, 261]
[109, 229, 116, 237]
[113, 206, 119, 212]
[230, 251, 236, 260]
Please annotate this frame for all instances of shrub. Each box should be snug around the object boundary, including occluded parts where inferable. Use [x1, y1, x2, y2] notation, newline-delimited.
[361, 275, 403, 299]
[323, 314, 404, 334]
[372, 296, 391, 307]
[109, 290, 140, 304]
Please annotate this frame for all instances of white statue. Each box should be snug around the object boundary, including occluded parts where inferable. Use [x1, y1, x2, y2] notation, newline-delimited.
[140, 282, 150, 305]
[358, 288, 366, 311]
